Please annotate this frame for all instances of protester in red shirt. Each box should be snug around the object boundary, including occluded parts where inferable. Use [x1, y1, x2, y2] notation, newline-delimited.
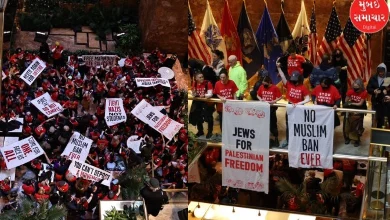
[287, 46, 306, 76]
[103, 186, 121, 200]
[344, 78, 367, 147]
[0, 178, 11, 197]
[312, 77, 342, 127]
[22, 180, 35, 195]
[213, 71, 238, 131]
[52, 41, 64, 68]
[257, 75, 282, 147]
[277, 63, 310, 148]
[190, 72, 214, 138]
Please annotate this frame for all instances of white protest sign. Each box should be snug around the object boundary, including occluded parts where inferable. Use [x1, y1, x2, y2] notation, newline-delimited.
[68, 160, 112, 186]
[81, 55, 117, 67]
[0, 136, 44, 169]
[105, 98, 127, 126]
[20, 58, 46, 85]
[131, 100, 183, 140]
[135, 78, 171, 88]
[126, 135, 142, 154]
[31, 93, 63, 117]
[222, 101, 270, 193]
[287, 105, 334, 169]
[2, 71, 6, 81]
[61, 132, 93, 162]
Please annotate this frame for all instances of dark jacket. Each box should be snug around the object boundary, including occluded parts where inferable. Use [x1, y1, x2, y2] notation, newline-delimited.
[140, 187, 168, 217]
[367, 63, 388, 107]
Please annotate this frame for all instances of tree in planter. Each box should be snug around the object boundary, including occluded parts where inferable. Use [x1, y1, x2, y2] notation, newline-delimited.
[115, 23, 142, 56]
[118, 164, 148, 200]
[276, 175, 339, 214]
[1, 197, 67, 220]
[104, 206, 128, 220]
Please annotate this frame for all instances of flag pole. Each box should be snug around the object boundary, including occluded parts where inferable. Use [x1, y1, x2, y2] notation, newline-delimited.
[281, 0, 284, 13]
[264, 0, 267, 7]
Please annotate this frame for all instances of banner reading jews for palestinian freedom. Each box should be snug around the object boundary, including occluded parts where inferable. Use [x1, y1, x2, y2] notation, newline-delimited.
[61, 132, 93, 162]
[105, 98, 127, 126]
[0, 136, 44, 169]
[287, 105, 334, 169]
[68, 160, 112, 186]
[81, 55, 117, 67]
[222, 101, 269, 193]
[135, 78, 171, 88]
[20, 58, 46, 85]
[131, 100, 183, 140]
[31, 93, 64, 117]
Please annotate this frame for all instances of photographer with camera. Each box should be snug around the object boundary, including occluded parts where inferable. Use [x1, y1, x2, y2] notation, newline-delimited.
[140, 178, 168, 217]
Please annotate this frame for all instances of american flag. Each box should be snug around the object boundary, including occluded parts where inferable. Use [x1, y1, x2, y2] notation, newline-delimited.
[338, 18, 366, 86]
[316, 6, 342, 65]
[308, 4, 317, 64]
[188, 8, 211, 64]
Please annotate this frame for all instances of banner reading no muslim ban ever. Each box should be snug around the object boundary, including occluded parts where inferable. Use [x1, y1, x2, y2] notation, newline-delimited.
[287, 105, 334, 169]
[61, 132, 93, 162]
[105, 98, 127, 127]
[68, 160, 112, 187]
[222, 101, 270, 193]
[131, 100, 183, 140]
[31, 92, 64, 117]
[0, 136, 44, 169]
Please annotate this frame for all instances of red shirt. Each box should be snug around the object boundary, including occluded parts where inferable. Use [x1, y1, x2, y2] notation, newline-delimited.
[192, 81, 213, 97]
[287, 55, 306, 76]
[103, 195, 118, 200]
[52, 45, 64, 60]
[257, 85, 281, 102]
[34, 193, 49, 201]
[347, 89, 367, 103]
[108, 86, 117, 97]
[312, 85, 341, 105]
[214, 80, 238, 112]
[0, 181, 10, 192]
[23, 184, 35, 195]
[285, 82, 309, 104]
[38, 183, 51, 194]
[355, 183, 364, 198]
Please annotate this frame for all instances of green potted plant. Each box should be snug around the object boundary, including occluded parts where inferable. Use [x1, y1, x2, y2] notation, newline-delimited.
[1, 197, 67, 220]
[118, 164, 148, 200]
[104, 207, 128, 220]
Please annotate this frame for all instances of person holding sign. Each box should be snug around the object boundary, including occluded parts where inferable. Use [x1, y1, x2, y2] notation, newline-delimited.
[257, 75, 282, 147]
[312, 77, 341, 127]
[213, 70, 238, 132]
[277, 63, 310, 148]
[343, 79, 367, 147]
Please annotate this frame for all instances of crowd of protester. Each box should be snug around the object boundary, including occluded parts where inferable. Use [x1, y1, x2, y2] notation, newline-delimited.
[0, 43, 188, 219]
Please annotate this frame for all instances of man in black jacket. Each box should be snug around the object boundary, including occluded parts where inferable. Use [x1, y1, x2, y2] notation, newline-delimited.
[140, 178, 168, 217]
[367, 63, 388, 128]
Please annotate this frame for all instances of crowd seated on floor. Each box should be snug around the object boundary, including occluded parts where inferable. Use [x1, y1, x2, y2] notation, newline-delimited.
[0, 44, 188, 219]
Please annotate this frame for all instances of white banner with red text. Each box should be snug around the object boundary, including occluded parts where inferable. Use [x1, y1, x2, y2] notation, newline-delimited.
[131, 100, 183, 140]
[20, 58, 46, 85]
[68, 160, 112, 186]
[0, 136, 44, 169]
[222, 101, 270, 193]
[105, 98, 127, 126]
[61, 132, 93, 162]
[31, 93, 64, 117]
[287, 105, 334, 169]
[135, 78, 171, 88]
